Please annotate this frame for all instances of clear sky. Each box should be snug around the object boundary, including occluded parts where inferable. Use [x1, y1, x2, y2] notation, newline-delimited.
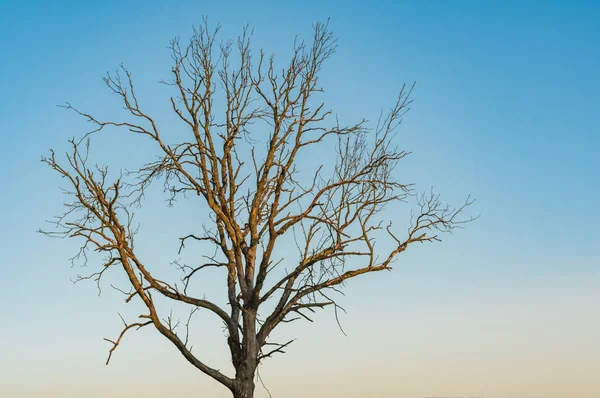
[1, 1, 599, 397]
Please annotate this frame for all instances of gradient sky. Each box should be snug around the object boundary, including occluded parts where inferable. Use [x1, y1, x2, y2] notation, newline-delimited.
[1, 1, 599, 397]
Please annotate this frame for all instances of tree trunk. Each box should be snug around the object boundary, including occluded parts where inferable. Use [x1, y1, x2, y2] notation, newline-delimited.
[233, 309, 257, 398]
[233, 380, 255, 398]
[233, 363, 256, 398]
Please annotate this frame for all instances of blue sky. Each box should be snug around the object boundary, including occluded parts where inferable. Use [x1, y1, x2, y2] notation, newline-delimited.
[1, 1, 599, 397]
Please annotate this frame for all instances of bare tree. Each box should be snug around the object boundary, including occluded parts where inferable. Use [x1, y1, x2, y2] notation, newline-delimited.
[42, 20, 474, 398]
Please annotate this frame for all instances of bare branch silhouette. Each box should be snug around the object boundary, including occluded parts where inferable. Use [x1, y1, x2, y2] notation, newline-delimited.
[42, 20, 475, 398]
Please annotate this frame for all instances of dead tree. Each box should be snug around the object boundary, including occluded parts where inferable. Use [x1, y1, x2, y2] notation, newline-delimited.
[42, 20, 474, 398]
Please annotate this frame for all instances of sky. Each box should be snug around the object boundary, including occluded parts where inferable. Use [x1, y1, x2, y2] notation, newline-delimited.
[1, 1, 599, 397]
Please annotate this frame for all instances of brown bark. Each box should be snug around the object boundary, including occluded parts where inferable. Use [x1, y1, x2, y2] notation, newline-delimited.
[233, 383, 255, 398]
[233, 362, 257, 398]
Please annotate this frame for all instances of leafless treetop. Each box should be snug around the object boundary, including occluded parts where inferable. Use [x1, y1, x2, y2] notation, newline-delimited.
[42, 20, 474, 397]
